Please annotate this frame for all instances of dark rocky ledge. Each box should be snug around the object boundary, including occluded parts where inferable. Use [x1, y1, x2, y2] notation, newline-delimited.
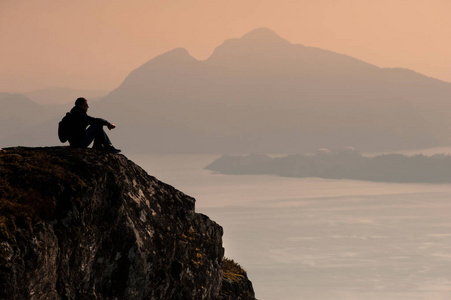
[0, 147, 255, 299]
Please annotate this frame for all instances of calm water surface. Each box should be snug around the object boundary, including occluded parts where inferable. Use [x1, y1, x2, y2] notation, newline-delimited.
[129, 149, 451, 300]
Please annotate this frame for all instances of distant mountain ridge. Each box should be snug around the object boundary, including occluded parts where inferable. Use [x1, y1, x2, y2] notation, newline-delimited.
[98, 28, 451, 153]
[2, 28, 451, 153]
[25, 87, 109, 105]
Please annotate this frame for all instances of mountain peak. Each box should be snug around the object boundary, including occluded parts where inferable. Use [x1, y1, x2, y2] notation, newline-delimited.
[240, 28, 290, 44]
[119, 47, 197, 87]
[207, 28, 291, 61]
[156, 47, 195, 61]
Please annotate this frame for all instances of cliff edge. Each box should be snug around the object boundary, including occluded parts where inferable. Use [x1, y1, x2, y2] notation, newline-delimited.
[0, 147, 255, 299]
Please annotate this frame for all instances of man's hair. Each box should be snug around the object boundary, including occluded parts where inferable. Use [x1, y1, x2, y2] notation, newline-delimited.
[75, 97, 87, 107]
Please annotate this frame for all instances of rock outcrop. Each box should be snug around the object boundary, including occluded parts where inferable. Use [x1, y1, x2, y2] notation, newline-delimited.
[0, 147, 255, 299]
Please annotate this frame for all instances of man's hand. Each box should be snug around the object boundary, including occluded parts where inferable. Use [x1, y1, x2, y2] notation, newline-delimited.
[107, 123, 116, 130]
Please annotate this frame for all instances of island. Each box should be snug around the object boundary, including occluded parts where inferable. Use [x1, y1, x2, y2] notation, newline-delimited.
[206, 149, 451, 183]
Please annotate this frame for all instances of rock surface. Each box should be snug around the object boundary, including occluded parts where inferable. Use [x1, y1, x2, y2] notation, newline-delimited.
[0, 147, 255, 299]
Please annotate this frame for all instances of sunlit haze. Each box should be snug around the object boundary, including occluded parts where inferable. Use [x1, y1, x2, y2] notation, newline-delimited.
[3, 2, 451, 299]
[1, 0, 451, 93]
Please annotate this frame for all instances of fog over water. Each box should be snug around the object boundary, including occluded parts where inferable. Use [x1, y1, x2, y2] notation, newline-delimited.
[129, 147, 451, 300]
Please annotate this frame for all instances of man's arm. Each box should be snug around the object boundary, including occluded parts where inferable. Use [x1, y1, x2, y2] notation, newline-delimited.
[83, 114, 111, 127]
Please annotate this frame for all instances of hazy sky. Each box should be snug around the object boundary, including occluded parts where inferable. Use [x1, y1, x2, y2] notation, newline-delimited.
[1, 0, 451, 93]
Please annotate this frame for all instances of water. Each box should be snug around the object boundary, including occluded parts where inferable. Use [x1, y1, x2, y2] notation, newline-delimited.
[128, 149, 451, 300]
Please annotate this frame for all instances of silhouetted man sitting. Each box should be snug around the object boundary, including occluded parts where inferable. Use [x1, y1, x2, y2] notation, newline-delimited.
[68, 97, 121, 153]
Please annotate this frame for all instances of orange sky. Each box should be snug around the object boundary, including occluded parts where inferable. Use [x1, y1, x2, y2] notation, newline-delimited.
[1, 0, 451, 93]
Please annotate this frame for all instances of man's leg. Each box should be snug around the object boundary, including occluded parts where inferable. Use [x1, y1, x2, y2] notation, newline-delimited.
[82, 125, 120, 153]
[81, 125, 111, 148]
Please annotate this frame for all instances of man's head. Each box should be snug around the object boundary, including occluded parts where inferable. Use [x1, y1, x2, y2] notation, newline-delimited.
[75, 97, 89, 112]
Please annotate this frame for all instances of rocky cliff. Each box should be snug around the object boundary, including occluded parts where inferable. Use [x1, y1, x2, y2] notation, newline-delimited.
[0, 147, 255, 299]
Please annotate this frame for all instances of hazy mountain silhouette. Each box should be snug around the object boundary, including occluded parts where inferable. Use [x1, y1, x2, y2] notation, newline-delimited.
[0, 93, 62, 146]
[2, 28, 451, 153]
[25, 87, 108, 105]
[96, 28, 451, 153]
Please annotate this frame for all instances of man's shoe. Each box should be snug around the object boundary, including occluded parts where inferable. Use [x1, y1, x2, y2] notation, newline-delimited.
[93, 144, 104, 150]
[104, 144, 121, 153]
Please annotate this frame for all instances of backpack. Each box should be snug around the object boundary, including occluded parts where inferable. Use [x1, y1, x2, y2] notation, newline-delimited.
[58, 112, 72, 143]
